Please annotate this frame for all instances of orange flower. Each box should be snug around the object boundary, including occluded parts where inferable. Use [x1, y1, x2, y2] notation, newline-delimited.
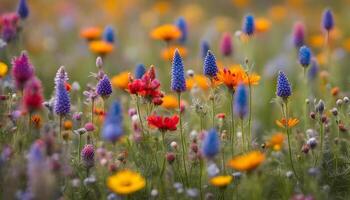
[161, 46, 187, 61]
[331, 87, 340, 96]
[276, 118, 299, 128]
[112, 72, 130, 90]
[186, 75, 210, 91]
[63, 120, 73, 130]
[215, 67, 245, 89]
[266, 133, 284, 151]
[227, 151, 265, 172]
[150, 24, 181, 41]
[31, 114, 42, 129]
[161, 95, 178, 109]
[243, 73, 261, 86]
[268, 5, 287, 21]
[255, 17, 271, 33]
[89, 41, 114, 56]
[80, 27, 102, 41]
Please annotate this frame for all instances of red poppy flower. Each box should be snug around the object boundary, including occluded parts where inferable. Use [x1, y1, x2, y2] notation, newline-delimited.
[147, 114, 179, 132]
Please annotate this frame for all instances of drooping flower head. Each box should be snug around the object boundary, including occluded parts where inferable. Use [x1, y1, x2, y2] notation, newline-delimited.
[54, 72, 70, 116]
[201, 40, 210, 61]
[23, 77, 43, 113]
[298, 45, 312, 67]
[102, 101, 123, 143]
[292, 22, 305, 48]
[103, 25, 115, 43]
[203, 50, 218, 78]
[11, 51, 34, 90]
[234, 84, 248, 119]
[276, 71, 292, 99]
[147, 114, 179, 132]
[81, 144, 95, 169]
[242, 14, 255, 36]
[202, 128, 220, 159]
[171, 49, 186, 92]
[175, 17, 188, 43]
[322, 8, 334, 32]
[308, 58, 319, 81]
[220, 32, 233, 57]
[134, 64, 146, 79]
[17, 0, 29, 19]
[96, 74, 113, 99]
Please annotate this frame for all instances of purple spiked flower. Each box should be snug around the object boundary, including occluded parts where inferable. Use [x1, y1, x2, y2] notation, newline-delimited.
[322, 9, 334, 31]
[11, 51, 34, 90]
[202, 128, 220, 159]
[276, 71, 292, 99]
[234, 84, 248, 119]
[96, 75, 112, 98]
[54, 79, 70, 116]
[292, 22, 305, 48]
[203, 50, 218, 78]
[175, 17, 188, 43]
[220, 32, 233, 57]
[171, 49, 186, 92]
[242, 14, 255, 36]
[54, 66, 68, 87]
[81, 144, 95, 168]
[299, 45, 312, 67]
[17, 0, 29, 19]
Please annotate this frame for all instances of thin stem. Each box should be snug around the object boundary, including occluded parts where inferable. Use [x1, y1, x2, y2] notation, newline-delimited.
[199, 159, 203, 200]
[177, 92, 188, 186]
[211, 95, 215, 128]
[241, 118, 244, 153]
[230, 91, 235, 157]
[59, 115, 62, 140]
[160, 132, 167, 178]
[247, 74, 252, 150]
[91, 99, 94, 123]
[78, 134, 82, 161]
[136, 96, 145, 137]
[319, 120, 324, 165]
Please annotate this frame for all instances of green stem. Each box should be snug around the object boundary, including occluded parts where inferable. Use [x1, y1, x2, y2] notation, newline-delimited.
[247, 75, 252, 150]
[230, 91, 235, 157]
[241, 118, 244, 153]
[78, 134, 82, 161]
[177, 92, 188, 186]
[136, 96, 145, 137]
[160, 132, 167, 178]
[199, 159, 203, 200]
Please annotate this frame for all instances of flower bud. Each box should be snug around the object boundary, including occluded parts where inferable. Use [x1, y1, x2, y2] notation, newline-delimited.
[331, 107, 338, 116]
[336, 99, 343, 107]
[84, 122, 95, 132]
[316, 100, 325, 114]
[301, 144, 310, 154]
[310, 112, 316, 120]
[307, 137, 317, 149]
[343, 96, 349, 104]
[166, 152, 176, 164]
[170, 141, 178, 149]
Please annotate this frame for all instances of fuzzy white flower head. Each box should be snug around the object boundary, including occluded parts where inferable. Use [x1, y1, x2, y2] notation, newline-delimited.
[131, 115, 139, 123]
[170, 141, 178, 149]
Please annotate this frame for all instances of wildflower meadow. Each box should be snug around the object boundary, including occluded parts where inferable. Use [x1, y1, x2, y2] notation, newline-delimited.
[1, 0, 350, 199]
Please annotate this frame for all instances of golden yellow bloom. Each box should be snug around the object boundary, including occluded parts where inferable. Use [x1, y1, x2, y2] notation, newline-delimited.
[266, 133, 284, 151]
[161, 46, 187, 61]
[0, 62, 8, 78]
[343, 38, 350, 52]
[228, 151, 265, 172]
[80, 27, 102, 41]
[255, 18, 271, 34]
[210, 175, 233, 187]
[243, 73, 261, 86]
[268, 6, 287, 21]
[150, 24, 181, 42]
[276, 118, 299, 128]
[112, 72, 130, 90]
[107, 169, 146, 195]
[161, 95, 179, 109]
[89, 41, 114, 56]
[186, 75, 211, 91]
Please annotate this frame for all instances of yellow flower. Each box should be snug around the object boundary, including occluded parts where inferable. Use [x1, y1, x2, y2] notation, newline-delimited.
[161, 95, 179, 109]
[275, 118, 299, 128]
[266, 133, 284, 151]
[112, 72, 130, 90]
[309, 35, 324, 49]
[150, 24, 181, 42]
[255, 17, 271, 34]
[210, 175, 233, 188]
[343, 38, 350, 52]
[152, 1, 171, 15]
[268, 6, 287, 21]
[107, 169, 146, 195]
[161, 46, 187, 61]
[215, 66, 260, 89]
[186, 75, 210, 91]
[0, 62, 8, 78]
[80, 27, 102, 41]
[89, 41, 114, 56]
[228, 151, 265, 172]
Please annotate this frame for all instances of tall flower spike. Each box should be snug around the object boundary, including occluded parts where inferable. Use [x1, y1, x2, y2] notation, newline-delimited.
[96, 74, 112, 98]
[134, 64, 146, 79]
[276, 71, 292, 99]
[103, 26, 115, 43]
[202, 128, 220, 159]
[54, 66, 68, 87]
[23, 77, 43, 113]
[175, 17, 188, 43]
[220, 32, 233, 57]
[203, 50, 218, 78]
[322, 8, 334, 31]
[242, 14, 255, 36]
[201, 40, 210, 61]
[17, 0, 29, 19]
[234, 84, 248, 119]
[54, 78, 70, 116]
[171, 49, 186, 92]
[102, 101, 124, 143]
[292, 22, 305, 48]
[298, 45, 312, 67]
[11, 51, 34, 90]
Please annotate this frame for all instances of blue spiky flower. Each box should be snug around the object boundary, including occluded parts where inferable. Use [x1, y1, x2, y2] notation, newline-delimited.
[17, 0, 29, 19]
[234, 84, 248, 119]
[54, 79, 70, 116]
[298, 45, 312, 67]
[103, 26, 115, 43]
[96, 75, 112, 98]
[242, 14, 255, 36]
[102, 101, 123, 143]
[322, 9, 334, 31]
[276, 71, 292, 99]
[203, 50, 218, 78]
[200, 40, 210, 61]
[134, 64, 146, 79]
[175, 17, 188, 43]
[171, 49, 186, 92]
[202, 128, 220, 159]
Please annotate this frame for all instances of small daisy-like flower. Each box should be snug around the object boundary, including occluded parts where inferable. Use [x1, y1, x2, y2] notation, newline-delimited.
[276, 118, 299, 128]
[228, 151, 265, 172]
[80, 27, 102, 41]
[89, 40, 114, 56]
[161, 45, 187, 61]
[107, 169, 146, 195]
[150, 24, 182, 42]
[266, 133, 284, 151]
[186, 74, 210, 91]
[111, 72, 129, 90]
[161, 95, 179, 109]
[210, 175, 233, 188]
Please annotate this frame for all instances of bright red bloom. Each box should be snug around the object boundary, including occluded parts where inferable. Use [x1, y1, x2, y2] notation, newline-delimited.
[147, 114, 179, 132]
[23, 77, 43, 113]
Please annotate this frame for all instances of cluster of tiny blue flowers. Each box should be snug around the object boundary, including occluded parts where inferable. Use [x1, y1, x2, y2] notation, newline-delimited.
[202, 128, 220, 159]
[299, 45, 312, 67]
[234, 84, 248, 119]
[242, 15, 255, 36]
[171, 49, 186, 92]
[54, 79, 71, 116]
[203, 50, 218, 78]
[276, 71, 292, 98]
[96, 75, 113, 98]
